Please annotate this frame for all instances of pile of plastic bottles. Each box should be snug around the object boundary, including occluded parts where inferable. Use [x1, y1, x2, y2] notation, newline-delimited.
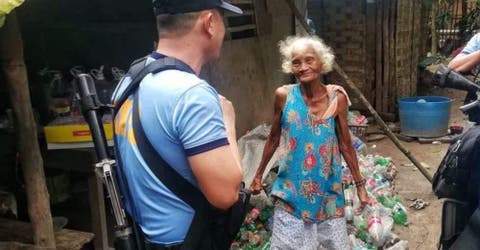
[343, 153, 409, 250]
[231, 206, 273, 250]
[348, 111, 368, 126]
[231, 128, 409, 249]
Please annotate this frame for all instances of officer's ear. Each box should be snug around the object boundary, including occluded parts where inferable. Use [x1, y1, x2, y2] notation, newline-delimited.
[200, 10, 221, 39]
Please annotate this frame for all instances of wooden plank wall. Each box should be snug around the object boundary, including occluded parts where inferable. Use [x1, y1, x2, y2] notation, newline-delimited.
[312, 0, 367, 108]
[310, 0, 426, 114]
[373, 0, 397, 114]
[395, 0, 425, 102]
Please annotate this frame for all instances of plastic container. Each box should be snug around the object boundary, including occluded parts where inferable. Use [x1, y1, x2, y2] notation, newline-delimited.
[398, 96, 452, 137]
[351, 132, 368, 155]
[344, 185, 354, 222]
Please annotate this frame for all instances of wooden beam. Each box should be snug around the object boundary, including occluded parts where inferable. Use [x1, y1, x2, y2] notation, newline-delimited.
[0, 13, 56, 248]
[376, 0, 384, 112]
[365, 1, 377, 105]
[383, 0, 390, 113]
[431, 0, 438, 55]
[0, 218, 93, 250]
[227, 24, 256, 33]
[389, 0, 397, 113]
[87, 174, 109, 250]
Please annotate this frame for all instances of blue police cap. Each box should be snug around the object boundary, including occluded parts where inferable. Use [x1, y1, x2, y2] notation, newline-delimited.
[153, 0, 243, 15]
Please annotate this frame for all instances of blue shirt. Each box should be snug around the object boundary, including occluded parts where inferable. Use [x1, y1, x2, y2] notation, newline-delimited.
[460, 33, 480, 55]
[112, 52, 229, 244]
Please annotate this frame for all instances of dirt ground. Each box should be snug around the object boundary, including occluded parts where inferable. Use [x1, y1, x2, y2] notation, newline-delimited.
[367, 88, 468, 250]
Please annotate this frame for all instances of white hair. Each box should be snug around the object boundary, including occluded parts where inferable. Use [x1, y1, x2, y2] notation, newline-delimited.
[279, 35, 335, 74]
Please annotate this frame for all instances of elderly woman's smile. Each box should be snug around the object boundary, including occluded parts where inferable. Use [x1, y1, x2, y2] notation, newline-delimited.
[289, 48, 325, 84]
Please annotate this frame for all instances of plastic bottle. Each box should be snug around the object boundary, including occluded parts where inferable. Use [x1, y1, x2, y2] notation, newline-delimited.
[259, 206, 273, 222]
[367, 207, 385, 247]
[375, 157, 390, 167]
[344, 185, 354, 222]
[349, 234, 368, 250]
[385, 240, 409, 250]
[70, 96, 81, 117]
[392, 203, 408, 226]
[351, 132, 368, 156]
[245, 208, 260, 225]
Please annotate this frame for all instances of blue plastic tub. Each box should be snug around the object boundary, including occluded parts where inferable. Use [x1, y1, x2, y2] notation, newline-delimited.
[398, 96, 452, 138]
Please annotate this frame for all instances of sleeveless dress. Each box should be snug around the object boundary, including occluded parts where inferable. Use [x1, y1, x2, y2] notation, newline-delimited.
[271, 83, 346, 223]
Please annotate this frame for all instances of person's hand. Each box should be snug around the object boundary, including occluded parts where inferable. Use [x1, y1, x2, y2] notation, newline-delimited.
[356, 185, 371, 210]
[249, 176, 266, 195]
[219, 95, 236, 136]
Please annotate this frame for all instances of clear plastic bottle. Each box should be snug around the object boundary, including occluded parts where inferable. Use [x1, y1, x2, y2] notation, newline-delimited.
[344, 185, 354, 222]
[351, 132, 368, 156]
[367, 208, 385, 247]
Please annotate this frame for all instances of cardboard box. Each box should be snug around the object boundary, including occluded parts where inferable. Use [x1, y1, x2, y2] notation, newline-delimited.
[44, 117, 113, 143]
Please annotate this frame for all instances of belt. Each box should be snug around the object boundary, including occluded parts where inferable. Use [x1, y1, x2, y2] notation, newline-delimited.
[144, 240, 182, 250]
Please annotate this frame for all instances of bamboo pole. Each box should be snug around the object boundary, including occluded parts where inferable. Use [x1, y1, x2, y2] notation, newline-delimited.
[431, 0, 438, 55]
[0, 13, 57, 247]
[284, 0, 433, 183]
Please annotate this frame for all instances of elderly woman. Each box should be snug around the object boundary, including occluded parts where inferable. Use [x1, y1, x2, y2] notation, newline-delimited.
[250, 36, 369, 249]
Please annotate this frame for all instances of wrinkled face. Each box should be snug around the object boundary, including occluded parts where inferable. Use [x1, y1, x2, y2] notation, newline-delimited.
[291, 47, 323, 83]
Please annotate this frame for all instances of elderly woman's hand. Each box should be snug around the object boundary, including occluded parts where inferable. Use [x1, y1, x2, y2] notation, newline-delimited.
[356, 185, 371, 210]
[249, 176, 266, 195]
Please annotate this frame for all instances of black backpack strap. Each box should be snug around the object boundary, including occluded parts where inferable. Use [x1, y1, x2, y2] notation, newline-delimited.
[131, 90, 209, 249]
[113, 56, 195, 116]
[112, 55, 209, 249]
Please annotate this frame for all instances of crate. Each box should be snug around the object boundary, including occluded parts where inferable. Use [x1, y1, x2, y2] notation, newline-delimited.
[44, 123, 113, 143]
[44, 116, 113, 143]
[349, 124, 368, 140]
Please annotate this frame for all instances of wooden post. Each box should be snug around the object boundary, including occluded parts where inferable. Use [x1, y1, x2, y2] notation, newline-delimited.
[87, 174, 110, 250]
[431, 0, 438, 55]
[285, 0, 433, 183]
[383, 0, 390, 113]
[376, 0, 384, 113]
[365, 1, 377, 106]
[0, 13, 56, 248]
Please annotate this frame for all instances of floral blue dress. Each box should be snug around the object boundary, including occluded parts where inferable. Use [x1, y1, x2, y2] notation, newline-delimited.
[271, 84, 345, 223]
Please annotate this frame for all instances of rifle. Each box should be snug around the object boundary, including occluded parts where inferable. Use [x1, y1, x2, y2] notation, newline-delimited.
[74, 74, 140, 250]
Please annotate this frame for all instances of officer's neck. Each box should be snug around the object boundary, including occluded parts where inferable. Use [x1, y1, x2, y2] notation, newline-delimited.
[156, 38, 205, 76]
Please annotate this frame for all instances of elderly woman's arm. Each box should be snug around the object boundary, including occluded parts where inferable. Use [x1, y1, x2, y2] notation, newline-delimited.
[250, 86, 287, 194]
[335, 92, 369, 208]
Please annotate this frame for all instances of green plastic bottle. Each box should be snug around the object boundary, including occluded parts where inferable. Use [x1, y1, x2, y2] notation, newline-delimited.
[393, 203, 409, 226]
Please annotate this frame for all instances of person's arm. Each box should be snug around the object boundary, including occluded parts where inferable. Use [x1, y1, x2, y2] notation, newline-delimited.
[449, 34, 480, 73]
[189, 145, 242, 210]
[218, 95, 242, 173]
[175, 86, 242, 210]
[249, 86, 287, 194]
[448, 51, 480, 73]
[189, 95, 243, 210]
[335, 92, 369, 208]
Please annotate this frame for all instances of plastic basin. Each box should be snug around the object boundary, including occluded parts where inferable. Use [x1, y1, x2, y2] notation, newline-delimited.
[398, 96, 452, 138]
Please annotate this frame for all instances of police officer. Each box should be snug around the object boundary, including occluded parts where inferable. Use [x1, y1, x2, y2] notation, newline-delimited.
[112, 1, 244, 248]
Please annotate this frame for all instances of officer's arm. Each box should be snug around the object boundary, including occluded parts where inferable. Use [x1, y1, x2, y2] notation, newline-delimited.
[177, 87, 242, 210]
[189, 145, 243, 210]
